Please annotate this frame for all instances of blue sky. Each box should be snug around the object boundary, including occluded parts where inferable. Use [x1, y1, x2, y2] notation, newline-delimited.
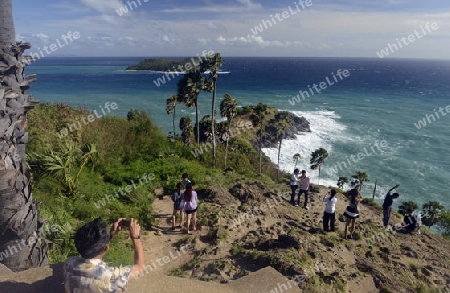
[12, 0, 450, 58]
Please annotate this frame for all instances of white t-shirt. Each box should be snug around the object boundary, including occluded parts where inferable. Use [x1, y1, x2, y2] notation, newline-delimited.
[290, 173, 300, 186]
[323, 197, 337, 213]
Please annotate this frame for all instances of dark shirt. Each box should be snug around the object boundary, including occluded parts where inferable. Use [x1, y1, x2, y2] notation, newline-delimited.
[382, 192, 393, 210]
[403, 214, 418, 231]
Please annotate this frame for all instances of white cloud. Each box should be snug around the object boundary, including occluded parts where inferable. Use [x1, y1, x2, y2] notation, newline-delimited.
[80, 0, 124, 14]
[236, 0, 262, 9]
[14, 2, 450, 58]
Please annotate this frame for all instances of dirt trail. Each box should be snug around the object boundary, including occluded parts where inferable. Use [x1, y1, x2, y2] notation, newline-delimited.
[140, 194, 199, 276]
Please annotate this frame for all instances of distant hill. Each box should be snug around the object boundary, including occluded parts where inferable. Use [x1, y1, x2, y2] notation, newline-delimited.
[126, 57, 198, 71]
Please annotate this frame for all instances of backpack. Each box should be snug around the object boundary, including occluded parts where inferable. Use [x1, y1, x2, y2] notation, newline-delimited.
[175, 197, 183, 210]
[172, 192, 184, 210]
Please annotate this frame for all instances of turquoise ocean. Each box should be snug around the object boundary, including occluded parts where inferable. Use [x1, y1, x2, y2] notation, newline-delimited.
[27, 57, 450, 212]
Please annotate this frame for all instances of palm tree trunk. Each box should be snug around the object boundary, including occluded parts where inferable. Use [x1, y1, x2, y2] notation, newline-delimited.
[224, 119, 232, 168]
[195, 101, 200, 144]
[259, 121, 263, 175]
[211, 79, 217, 168]
[0, 0, 48, 271]
[0, 0, 15, 46]
[318, 166, 321, 185]
[172, 106, 176, 139]
[277, 140, 282, 182]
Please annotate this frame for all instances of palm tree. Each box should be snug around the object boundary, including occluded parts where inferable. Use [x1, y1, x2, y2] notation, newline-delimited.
[220, 93, 237, 168]
[422, 201, 445, 229]
[293, 153, 301, 169]
[310, 148, 328, 184]
[437, 210, 450, 237]
[266, 111, 293, 182]
[177, 70, 205, 144]
[250, 103, 268, 175]
[337, 176, 348, 189]
[179, 115, 194, 144]
[398, 201, 419, 216]
[350, 170, 369, 189]
[0, 0, 48, 271]
[166, 94, 178, 139]
[201, 53, 222, 168]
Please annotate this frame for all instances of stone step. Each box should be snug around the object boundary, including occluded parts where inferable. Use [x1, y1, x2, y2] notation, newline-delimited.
[0, 264, 302, 293]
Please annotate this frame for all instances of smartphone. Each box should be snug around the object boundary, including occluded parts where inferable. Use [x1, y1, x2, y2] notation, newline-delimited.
[118, 219, 130, 227]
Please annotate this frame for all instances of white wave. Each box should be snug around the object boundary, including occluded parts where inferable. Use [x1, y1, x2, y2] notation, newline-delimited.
[262, 110, 347, 186]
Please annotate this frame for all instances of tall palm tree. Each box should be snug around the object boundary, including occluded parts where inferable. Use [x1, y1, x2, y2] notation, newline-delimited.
[350, 170, 369, 189]
[201, 53, 222, 168]
[293, 153, 301, 169]
[310, 148, 329, 185]
[166, 94, 178, 139]
[251, 103, 268, 175]
[179, 115, 194, 144]
[337, 176, 348, 189]
[267, 111, 293, 182]
[177, 70, 204, 144]
[0, 0, 48, 271]
[219, 93, 237, 168]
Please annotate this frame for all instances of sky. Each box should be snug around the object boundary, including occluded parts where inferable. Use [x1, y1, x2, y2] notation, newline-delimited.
[11, 0, 450, 59]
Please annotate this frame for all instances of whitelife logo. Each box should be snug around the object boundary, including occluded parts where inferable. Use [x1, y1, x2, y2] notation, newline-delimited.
[27, 31, 80, 63]
[376, 22, 439, 58]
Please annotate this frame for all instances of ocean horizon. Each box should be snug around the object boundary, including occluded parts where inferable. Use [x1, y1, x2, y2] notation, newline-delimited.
[26, 56, 450, 213]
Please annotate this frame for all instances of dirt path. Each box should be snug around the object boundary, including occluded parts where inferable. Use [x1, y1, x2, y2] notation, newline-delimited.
[140, 194, 199, 276]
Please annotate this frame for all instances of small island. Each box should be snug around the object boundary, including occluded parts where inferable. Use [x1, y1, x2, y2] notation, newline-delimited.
[126, 57, 201, 72]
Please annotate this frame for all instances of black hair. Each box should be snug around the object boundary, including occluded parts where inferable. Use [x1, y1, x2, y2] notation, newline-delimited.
[74, 218, 110, 259]
[176, 182, 182, 194]
[350, 188, 359, 204]
[294, 168, 299, 173]
[393, 193, 399, 198]
[406, 208, 413, 214]
[184, 183, 193, 202]
[329, 189, 336, 199]
[182, 173, 188, 179]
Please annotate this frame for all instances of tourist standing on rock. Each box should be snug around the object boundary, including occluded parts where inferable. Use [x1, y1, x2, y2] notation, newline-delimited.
[182, 173, 191, 186]
[171, 183, 185, 230]
[290, 168, 301, 206]
[323, 189, 337, 232]
[298, 170, 310, 209]
[183, 183, 198, 234]
[382, 184, 400, 228]
[344, 187, 362, 239]
[64, 218, 144, 292]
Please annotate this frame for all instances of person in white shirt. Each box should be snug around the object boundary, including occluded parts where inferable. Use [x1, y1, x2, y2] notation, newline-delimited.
[290, 169, 300, 206]
[298, 170, 310, 209]
[323, 189, 337, 232]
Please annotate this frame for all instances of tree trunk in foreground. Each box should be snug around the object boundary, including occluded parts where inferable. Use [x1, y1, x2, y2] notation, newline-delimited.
[0, 0, 48, 271]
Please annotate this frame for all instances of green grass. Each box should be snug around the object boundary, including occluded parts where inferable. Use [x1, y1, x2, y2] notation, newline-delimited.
[231, 243, 245, 255]
[168, 268, 183, 277]
[182, 257, 202, 270]
[362, 198, 382, 209]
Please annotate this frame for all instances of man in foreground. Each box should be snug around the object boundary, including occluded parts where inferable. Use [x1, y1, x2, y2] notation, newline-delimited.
[64, 218, 144, 292]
